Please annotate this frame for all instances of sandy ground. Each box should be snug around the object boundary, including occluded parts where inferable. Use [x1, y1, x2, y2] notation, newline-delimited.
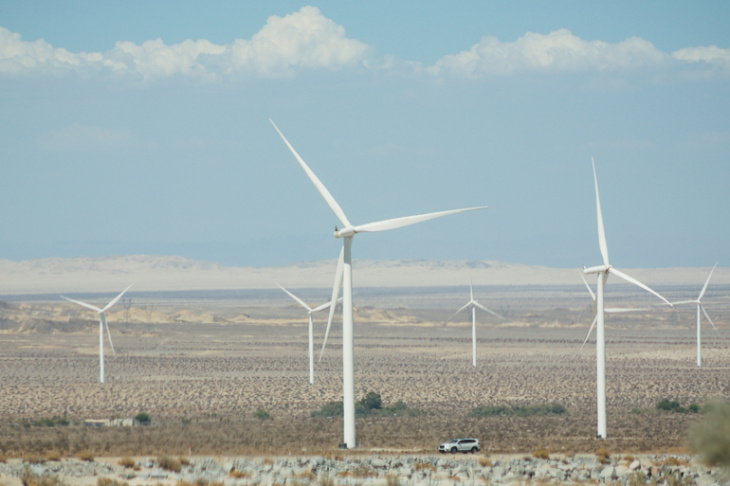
[0, 283, 729, 456]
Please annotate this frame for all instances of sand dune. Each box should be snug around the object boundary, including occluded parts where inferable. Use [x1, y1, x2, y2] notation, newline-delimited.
[0, 255, 726, 295]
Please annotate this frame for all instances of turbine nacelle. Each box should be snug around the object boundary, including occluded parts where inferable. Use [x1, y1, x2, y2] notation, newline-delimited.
[583, 264, 610, 275]
[334, 226, 357, 238]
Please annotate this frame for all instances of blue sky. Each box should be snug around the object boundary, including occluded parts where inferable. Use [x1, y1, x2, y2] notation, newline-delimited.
[1, 1, 728, 269]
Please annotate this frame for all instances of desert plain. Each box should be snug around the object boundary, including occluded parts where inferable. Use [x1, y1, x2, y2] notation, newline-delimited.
[1, 273, 729, 459]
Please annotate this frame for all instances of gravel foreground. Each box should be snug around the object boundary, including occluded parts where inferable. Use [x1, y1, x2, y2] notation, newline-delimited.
[0, 454, 727, 486]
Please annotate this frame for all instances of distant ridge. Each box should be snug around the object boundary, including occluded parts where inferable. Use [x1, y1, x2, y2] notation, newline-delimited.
[0, 255, 726, 295]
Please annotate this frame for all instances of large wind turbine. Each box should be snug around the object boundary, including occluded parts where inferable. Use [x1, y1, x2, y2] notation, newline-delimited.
[61, 284, 133, 384]
[271, 119, 486, 449]
[446, 280, 503, 367]
[278, 284, 337, 385]
[670, 264, 720, 368]
[581, 158, 671, 439]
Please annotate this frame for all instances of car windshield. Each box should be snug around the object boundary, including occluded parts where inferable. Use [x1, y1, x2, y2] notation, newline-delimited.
[449, 439, 459, 443]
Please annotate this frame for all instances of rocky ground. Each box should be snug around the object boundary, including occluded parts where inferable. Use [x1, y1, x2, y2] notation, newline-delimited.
[0, 453, 728, 486]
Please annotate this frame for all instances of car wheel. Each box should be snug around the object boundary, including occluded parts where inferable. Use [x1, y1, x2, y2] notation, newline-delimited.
[471, 447, 478, 454]
[451, 447, 457, 454]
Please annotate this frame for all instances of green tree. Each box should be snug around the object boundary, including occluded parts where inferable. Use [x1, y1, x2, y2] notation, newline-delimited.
[135, 412, 151, 425]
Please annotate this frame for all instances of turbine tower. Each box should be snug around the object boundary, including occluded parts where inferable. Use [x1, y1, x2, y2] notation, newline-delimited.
[271, 119, 486, 449]
[671, 264, 720, 368]
[446, 280, 503, 367]
[278, 284, 337, 385]
[61, 284, 133, 384]
[581, 158, 671, 439]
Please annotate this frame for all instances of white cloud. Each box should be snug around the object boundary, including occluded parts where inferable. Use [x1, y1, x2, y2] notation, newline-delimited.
[2, 12, 729, 81]
[0, 6, 368, 80]
[38, 124, 134, 151]
[672, 45, 730, 69]
[226, 6, 370, 77]
[0, 27, 109, 75]
[428, 29, 668, 77]
[108, 38, 226, 80]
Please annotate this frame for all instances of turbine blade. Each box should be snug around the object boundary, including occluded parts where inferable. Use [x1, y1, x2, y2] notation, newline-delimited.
[101, 283, 134, 313]
[592, 158, 610, 267]
[698, 263, 717, 301]
[61, 296, 102, 313]
[270, 119, 351, 228]
[580, 271, 596, 301]
[580, 315, 597, 351]
[700, 304, 721, 336]
[608, 268, 672, 306]
[446, 302, 472, 323]
[353, 206, 487, 233]
[103, 316, 116, 357]
[671, 300, 698, 305]
[311, 301, 332, 313]
[277, 284, 312, 312]
[473, 301, 503, 319]
[320, 247, 344, 360]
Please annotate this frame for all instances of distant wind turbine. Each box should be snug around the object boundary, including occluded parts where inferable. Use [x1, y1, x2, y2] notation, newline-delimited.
[278, 284, 338, 385]
[581, 158, 671, 439]
[271, 119, 486, 449]
[670, 264, 720, 368]
[61, 284, 133, 384]
[446, 280, 503, 367]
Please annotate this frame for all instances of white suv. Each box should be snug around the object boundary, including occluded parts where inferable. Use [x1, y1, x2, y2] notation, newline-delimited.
[438, 438, 481, 454]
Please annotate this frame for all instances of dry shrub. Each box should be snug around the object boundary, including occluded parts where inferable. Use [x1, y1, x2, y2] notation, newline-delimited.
[623, 454, 635, 463]
[97, 479, 129, 486]
[338, 464, 375, 478]
[20, 468, 65, 486]
[414, 461, 437, 471]
[119, 457, 136, 468]
[386, 474, 401, 486]
[77, 451, 94, 462]
[295, 470, 315, 481]
[22, 454, 45, 465]
[478, 456, 493, 467]
[663, 457, 689, 467]
[318, 475, 335, 486]
[228, 469, 249, 479]
[157, 456, 181, 472]
[178, 456, 190, 466]
[533, 449, 550, 460]
[0, 453, 6, 463]
[45, 451, 61, 462]
[596, 448, 611, 464]
[689, 396, 730, 468]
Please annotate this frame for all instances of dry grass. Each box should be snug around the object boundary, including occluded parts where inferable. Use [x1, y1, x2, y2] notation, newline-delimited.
[118, 457, 136, 468]
[228, 469, 249, 479]
[533, 449, 550, 460]
[157, 456, 181, 472]
[596, 448, 611, 464]
[77, 451, 94, 462]
[478, 456, 493, 467]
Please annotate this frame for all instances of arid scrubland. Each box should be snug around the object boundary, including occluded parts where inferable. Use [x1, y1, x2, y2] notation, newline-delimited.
[0, 284, 728, 457]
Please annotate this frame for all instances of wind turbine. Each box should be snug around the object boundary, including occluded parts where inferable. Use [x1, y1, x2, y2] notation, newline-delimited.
[446, 280, 503, 367]
[271, 119, 486, 449]
[670, 264, 720, 368]
[581, 158, 671, 439]
[61, 284, 133, 384]
[278, 284, 338, 385]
